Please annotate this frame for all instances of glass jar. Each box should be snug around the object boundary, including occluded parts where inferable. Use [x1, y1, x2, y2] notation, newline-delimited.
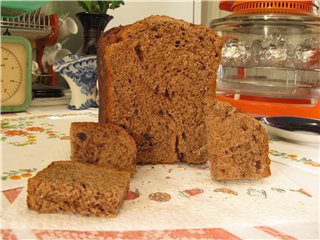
[210, 11, 320, 99]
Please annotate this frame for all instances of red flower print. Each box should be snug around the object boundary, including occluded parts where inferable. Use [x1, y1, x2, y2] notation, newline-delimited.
[126, 189, 140, 200]
[9, 175, 21, 180]
[4, 130, 28, 136]
[25, 127, 44, 132]
[21, 173, 33, 178]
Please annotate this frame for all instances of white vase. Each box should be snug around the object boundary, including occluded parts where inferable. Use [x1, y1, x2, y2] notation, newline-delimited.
[53, 54, 98, 110]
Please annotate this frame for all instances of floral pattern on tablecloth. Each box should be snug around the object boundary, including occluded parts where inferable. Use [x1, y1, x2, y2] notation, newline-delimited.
[2, 168, 37, 181]
[1, 123, 67, 147]
[268, 137, 320, 172]
[269, 149, 320, 167]
[1, 112, 97, 123]
[1, 112, 97, 147]
[1, 109, 99, 191]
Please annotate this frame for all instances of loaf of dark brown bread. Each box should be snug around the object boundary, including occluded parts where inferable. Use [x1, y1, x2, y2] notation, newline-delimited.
[70, 122, 136, 175]
[97, 15, 222, 164]
[27, 161, 130, 217]
[205, 98, 271, 180]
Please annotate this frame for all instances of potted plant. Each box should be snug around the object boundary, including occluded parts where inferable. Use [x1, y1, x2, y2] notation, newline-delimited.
[76, 0, 125, 55]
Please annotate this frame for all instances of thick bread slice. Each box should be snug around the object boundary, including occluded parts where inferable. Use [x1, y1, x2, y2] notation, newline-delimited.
[97, 15, 222, 164]
[70, 122, 137, 175]
[205, 98, 271, 180]
[27, 161, 130, 217]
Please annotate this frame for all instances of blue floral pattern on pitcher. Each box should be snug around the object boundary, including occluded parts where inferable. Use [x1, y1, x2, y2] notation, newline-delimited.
[53, 54, 99, 110]
[62, 58, 97, 96]
[68, 99, 99, 110]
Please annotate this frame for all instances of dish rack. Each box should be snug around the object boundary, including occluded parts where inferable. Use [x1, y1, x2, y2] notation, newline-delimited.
[1, 6, 51, 39]
[0, 5, 59, 86]
[211, 0, 320, 119]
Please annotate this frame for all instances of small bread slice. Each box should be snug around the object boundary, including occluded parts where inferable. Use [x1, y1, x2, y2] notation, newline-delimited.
[205, 98, 271, 180]
[27, 161, 130, 217]
[70, 122, 137, 175]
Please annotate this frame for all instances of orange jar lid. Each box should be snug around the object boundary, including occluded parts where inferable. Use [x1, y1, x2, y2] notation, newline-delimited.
[232, 0, 319, 15]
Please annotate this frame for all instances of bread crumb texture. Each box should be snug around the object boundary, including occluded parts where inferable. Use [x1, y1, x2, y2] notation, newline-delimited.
[27, 161, 130, 217]
[98, 15, 222, 165]
[205, 98, 271, 180]
[70, 122, 137, 175]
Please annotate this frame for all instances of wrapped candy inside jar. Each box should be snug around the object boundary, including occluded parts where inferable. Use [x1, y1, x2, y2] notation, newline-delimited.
[221, 39, 251, 67]
[251, 34, 294, 67]
[294, 38, 320, 70]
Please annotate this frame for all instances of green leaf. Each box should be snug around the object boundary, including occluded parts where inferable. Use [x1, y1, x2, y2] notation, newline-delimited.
[98, 0, 109, 13]
[1, 176, 7, 181]
[78, 1, 91, 12]
[2, 124, 16, 129]
[78, 0, 124, 13]
[110, 0, 124, 10]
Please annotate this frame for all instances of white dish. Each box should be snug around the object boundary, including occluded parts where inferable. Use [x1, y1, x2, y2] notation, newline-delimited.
[263, 124, 320, 144]
[261, 116, 320, 144]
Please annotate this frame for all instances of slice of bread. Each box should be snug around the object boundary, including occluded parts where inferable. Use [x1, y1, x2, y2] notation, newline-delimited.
[97, 15, 222, 164]
[205, 98, 271, 180]
[27, 161, 130, 217]
[70, 122, 136, 175]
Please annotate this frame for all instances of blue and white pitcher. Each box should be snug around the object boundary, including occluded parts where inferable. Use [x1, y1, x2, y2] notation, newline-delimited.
[53, 54, 99, 110]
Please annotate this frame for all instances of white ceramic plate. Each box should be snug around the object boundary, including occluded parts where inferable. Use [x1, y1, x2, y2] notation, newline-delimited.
[261, 116, 320, 145]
